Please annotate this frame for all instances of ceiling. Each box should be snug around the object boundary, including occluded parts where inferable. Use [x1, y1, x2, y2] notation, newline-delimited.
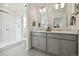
[28, 3, 54, 8]
[0, 3, 26, 17]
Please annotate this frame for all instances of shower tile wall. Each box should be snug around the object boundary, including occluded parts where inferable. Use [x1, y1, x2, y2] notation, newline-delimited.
[1, 12, 16, 42]
[0, 10, 22, 44]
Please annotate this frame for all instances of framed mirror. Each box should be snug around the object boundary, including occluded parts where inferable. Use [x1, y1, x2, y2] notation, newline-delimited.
[52, 3, 67, 28]
[53, 17, 64, 28]
[39, 7, 48, 30]
[75, 3, 79, 15]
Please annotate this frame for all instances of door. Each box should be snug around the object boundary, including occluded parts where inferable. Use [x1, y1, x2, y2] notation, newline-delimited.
[47, 38, 60, 55]
[61, 40, 76, 56]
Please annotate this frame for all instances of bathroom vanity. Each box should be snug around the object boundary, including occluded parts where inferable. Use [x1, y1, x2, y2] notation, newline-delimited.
[31, 30, 78, 56]
[27, 3, 79, 56]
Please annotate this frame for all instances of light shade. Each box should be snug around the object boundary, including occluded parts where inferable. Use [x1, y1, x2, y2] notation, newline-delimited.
[43, 8, 47, 12]
[39, 9, 43, 13]
[61, 3, 65, 8]
[55, 4, 58, 9]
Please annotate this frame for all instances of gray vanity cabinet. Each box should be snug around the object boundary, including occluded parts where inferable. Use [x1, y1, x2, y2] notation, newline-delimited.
[47, 33, 78, 56]
[31, 32, 46, 52]
[31, 31, 78, 56]
[47, 38, 60, 55]
[61, 40, 76, 56]
[32, 36, 39, 49]
[38, 37, 46, 51]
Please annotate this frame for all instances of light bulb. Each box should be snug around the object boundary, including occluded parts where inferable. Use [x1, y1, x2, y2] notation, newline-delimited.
[39, 9, 43, 13]
[55, 4, 58, 9]
[61, 3, 65, 8]
[43, 8, 47, 12]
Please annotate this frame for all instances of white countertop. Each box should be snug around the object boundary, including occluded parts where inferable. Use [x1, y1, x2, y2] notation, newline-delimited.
[32, 30, 78, 35]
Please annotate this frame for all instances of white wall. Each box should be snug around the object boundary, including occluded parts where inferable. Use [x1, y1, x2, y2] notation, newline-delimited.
[0, 11, 2, 42]
[27, 3, 77, 29]
[15, 17, 22, 41]
[27, 3, 68, 30]
[27, 4, 32, 49]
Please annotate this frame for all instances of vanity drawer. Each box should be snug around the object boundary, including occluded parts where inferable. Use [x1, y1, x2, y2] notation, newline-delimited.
[47, 33, 77, 41]
[32, 32, 46, 37]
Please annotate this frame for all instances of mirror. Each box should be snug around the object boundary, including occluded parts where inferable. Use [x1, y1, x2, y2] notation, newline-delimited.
[39, 7, 48, 30]
[53, 17, 64, 28]
[75, 3, 79, 15]
[53, 3, 67, 28]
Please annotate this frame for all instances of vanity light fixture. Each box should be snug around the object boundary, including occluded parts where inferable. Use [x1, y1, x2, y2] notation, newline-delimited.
[55, 3, 65, 10]
[39, 7, 47, 13]
[61, 3, 65, 8]
[39, 9, 43, 13]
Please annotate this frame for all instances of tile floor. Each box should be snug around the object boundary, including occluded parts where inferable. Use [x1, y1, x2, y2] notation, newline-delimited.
[0, 41, 52, 56]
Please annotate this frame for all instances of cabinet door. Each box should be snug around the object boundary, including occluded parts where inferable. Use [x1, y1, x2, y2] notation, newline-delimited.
[39, 37, 46, 52]
[32, 36, 39, 49]
[78, 35, 79, 56]
[61, 40, 76, 56]
[47, 38, 60, 55]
